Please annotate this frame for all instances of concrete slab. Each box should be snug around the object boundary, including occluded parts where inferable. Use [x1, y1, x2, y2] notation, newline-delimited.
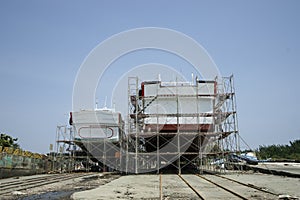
[71, 175, 160, 200]
[71, 173, 300, 200]
[181, 175, 240, 199]
[161, 174, 199, 199]
[223, 173, 300, 198]
[257, 162, 300, 175]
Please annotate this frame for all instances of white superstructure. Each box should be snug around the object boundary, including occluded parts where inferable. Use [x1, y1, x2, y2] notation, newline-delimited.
[71, 108, 122, 141]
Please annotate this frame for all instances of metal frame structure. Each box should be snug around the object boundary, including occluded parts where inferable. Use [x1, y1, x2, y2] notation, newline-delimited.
[200, 75, 240, 173]
[126, 75, 240, 174]
[55, 118, 125, 173]
[55, 75, 239, 174]
[54, 125, 76, 172]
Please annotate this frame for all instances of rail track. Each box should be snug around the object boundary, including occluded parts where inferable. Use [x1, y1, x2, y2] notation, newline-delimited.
[0, 173, 96, 196]
[159, 173, 279, 199]
[177, 174, 205, 199]
[1, 173, 283, 199]
[210, 173, 279, 196]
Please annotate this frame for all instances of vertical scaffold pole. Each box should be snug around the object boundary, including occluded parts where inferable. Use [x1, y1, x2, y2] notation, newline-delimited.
[135, 77, 139, 174]
[176, 80, 181, 175]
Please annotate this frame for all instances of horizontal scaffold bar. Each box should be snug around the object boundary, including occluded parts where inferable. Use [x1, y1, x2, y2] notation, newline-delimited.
[130, 112, 236, 118]
[127, 131, 237, 137]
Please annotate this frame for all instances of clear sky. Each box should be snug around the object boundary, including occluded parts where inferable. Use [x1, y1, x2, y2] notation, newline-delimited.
[0, 0, 299, 153]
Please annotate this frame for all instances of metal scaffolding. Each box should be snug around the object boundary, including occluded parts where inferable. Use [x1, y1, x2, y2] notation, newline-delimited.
[55, 75, 240, 174]
[200, 75, 240, 173]
[54, 125, 76, 172]
[56, 112, 126, 173]
[126, 75, 240, 174]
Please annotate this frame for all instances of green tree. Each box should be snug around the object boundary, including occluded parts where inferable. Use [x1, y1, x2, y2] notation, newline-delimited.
[0, 133, 20, 148]
[256, 139, 300, 160]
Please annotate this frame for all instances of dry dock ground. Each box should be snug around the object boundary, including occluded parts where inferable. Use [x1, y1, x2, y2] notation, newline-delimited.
[1, 164, 300, 200]
[71, 172, 300, 200]
[0, 173, 120, 200]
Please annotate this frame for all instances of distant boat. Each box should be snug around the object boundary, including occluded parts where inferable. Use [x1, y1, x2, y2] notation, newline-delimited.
[70, 108, 124, 141]
[69, 108, 125, 172]
[229, 152, 258, 165]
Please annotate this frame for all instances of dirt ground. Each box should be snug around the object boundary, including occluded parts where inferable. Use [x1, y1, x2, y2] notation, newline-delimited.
[1, 171, 299, 200]
[0, 173, 120, 200]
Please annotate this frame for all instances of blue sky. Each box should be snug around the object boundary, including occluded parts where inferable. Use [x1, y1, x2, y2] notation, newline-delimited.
[0, 0, 299, 153]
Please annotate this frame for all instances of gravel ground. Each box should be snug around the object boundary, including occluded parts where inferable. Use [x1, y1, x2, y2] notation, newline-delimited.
[0, 173, 120, 200]
[1, 171, 299, 200]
